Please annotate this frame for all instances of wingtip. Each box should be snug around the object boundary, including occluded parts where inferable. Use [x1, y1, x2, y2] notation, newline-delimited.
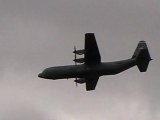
[139, 40, 146, 43]
[85, 33, 95, 36]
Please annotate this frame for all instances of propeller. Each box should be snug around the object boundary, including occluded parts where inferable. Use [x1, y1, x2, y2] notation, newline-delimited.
[74, 79, 78, 86]
[74, 46, 78, 87]
[74, 46, 77, 65]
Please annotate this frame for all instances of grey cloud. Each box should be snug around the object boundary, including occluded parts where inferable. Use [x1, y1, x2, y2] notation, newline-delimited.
[0, 0, 159, 120]
[1, 107, 47, 120]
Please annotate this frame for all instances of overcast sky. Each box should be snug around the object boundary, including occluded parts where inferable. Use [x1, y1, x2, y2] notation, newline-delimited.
[0, 0, 160, 120]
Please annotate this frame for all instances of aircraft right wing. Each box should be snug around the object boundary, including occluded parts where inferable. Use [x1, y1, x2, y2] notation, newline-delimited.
[85, 76, 99, 91]
[84, 33, 101, 64]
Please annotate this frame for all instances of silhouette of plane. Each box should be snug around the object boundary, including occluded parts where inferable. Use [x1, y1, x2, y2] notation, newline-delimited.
[38, 33, 152, 91]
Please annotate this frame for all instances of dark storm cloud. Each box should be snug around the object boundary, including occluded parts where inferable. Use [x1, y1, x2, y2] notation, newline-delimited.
[0, 0, 160, 120]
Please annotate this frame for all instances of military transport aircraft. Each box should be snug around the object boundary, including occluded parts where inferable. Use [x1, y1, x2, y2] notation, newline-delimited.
[38, 33, 152, 91]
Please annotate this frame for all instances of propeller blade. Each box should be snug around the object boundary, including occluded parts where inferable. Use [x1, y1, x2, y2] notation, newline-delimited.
[74, 46, 78, 87]
[74, 46, 77, 65]
[76, 81, 78, 87]
[75, 77, 78, 87]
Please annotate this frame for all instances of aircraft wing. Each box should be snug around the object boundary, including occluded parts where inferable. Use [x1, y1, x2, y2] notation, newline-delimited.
[85, 33, 101, 64]
[86, 76, 99, 91]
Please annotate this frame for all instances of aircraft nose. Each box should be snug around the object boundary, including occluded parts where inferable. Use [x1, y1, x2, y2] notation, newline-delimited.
[38, 73, 43, 78]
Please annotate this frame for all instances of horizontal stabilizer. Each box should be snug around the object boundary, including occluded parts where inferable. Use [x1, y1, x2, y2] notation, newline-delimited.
[132, 41, 152, 72]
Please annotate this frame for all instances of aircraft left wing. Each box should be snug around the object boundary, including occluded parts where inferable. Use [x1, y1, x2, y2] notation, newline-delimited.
[86, 76, 99, 91]
[85, 33, 101, 64]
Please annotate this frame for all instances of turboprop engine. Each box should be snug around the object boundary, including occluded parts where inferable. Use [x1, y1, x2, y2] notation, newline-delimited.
[74, 78, 86, 84]
[73, 49, 85, 55]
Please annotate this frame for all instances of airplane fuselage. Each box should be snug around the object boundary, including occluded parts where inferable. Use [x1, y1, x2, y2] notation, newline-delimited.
[38, 58, 136, 80]
[38, 33, 151, 91]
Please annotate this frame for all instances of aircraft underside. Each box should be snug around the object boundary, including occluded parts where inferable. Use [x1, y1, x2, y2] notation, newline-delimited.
[38, 33, 152, 91]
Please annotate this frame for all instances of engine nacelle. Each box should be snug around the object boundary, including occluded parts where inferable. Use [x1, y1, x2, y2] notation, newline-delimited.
[73, 58, 85, 63]
[74, 78, 86, 84]
[73, 49, 85, 55]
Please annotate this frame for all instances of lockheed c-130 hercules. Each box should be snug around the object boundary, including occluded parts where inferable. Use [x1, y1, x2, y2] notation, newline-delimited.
[38, 33, 152, 91]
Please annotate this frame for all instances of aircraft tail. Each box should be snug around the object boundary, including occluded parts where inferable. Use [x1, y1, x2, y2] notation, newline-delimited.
[132, 41, 152, 72]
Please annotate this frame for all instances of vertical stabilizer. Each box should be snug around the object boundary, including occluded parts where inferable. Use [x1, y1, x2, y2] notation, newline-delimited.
[132, 41, 152, 72]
